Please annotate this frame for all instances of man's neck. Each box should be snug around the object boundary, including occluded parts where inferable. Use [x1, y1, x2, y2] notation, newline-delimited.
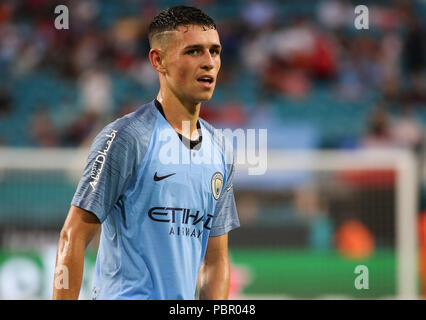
[156, 91, 201, 140]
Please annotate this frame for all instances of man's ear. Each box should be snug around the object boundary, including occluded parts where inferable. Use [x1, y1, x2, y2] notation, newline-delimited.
[149, 48, 166, 74]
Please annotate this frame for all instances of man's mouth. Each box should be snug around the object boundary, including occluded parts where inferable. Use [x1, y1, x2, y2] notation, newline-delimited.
[197, 76, 214, 84]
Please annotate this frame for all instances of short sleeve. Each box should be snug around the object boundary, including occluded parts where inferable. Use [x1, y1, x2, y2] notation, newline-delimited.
[209, 161, 240, 237]
[71, 124, 136, 223]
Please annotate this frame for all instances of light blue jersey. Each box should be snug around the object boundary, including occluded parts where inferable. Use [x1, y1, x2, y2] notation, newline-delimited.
[71, 100, 240, 300]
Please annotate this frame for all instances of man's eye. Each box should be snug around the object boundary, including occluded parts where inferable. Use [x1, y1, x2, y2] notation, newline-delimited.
[187, 49, 198, 55]
[210, 49, 220, 56]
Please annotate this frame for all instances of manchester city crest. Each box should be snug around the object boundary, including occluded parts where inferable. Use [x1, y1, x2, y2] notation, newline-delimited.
[211, 172, 224, 200]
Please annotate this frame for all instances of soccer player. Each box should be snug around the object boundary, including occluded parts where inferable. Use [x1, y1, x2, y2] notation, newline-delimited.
[52, 6, 240, 300]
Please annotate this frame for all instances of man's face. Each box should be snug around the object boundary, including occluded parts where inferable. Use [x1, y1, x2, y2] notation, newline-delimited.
[161, 25, 221, 104]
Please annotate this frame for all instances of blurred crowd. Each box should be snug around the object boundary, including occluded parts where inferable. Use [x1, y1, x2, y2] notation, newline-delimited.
[0, 0, 425, 149]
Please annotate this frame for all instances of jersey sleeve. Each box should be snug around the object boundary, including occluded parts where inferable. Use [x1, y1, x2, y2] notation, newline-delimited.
[71, 123, 137, 223]
[209, 160, 240, 237]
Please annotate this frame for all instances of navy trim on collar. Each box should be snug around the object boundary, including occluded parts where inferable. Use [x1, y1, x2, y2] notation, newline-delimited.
[154, 99, 202, 150]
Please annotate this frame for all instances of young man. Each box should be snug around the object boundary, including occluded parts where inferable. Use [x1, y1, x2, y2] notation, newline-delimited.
[53, 6, 240, 300]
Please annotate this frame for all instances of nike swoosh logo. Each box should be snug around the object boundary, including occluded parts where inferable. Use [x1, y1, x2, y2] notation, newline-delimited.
[154, 172, 176, 181]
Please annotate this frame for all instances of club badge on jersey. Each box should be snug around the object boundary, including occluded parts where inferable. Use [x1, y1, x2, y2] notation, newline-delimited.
[211, 172, 224, 200]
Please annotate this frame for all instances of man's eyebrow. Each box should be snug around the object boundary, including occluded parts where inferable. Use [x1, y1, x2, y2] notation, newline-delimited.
[183, 44, 222, 50]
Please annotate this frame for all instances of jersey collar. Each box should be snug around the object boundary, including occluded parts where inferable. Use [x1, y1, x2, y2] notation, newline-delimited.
[154, 99, 202, 151]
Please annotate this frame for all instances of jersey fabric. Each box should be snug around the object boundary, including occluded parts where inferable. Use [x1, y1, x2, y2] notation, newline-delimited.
[71, 100, 240, 300]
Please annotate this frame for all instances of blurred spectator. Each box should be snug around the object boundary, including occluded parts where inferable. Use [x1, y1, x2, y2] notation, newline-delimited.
[241, 0, 275, 31]
[70, 0, 98, 32]
[262, 17, 319, 98]
[317, 0, 353, 30]
[272, 17, 316, 63]
[71, 30, 105, 75]
[403, 17, 425, 73]
[0, 89, 11, 116]
[402, 14, 426, 105]
[310, 32, 337, 80]
[0, 23, 20, 68]
[240, 24, 276, 75]
[380, 31, 402, 100]
[0, 1, 14, 26]
[335, 36, 384, 101]
[62, 110, 101, 147]
[263, 56, 312, 98]
[29, 107, 59, 147]
[15, 39, 45, 75]
[200, 100, 246, 129]
[362, 104, 424, 152]
[110, 16, 143, 72]
[129, 57, 158, 88]
[217, 20, 245, 80]
[248, 16, 337, 98]
[116, 100, 138, 119]
[392, 106, 424, 151]
[362, 107, 395, 149]
[78, 67, 112, 118]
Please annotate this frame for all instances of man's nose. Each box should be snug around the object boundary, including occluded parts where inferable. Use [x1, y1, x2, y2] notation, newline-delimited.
[201, 51, 215, 70]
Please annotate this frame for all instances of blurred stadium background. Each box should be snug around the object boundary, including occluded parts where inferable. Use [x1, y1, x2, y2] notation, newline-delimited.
[0, 0, 425, 299]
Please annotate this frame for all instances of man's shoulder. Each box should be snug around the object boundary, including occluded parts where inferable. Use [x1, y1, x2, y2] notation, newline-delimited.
[109, 100, 157, 133]
[94, 100, 157, 150]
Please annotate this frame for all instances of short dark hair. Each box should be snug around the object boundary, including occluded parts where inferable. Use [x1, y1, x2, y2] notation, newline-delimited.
[148, 6, 216, 47]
